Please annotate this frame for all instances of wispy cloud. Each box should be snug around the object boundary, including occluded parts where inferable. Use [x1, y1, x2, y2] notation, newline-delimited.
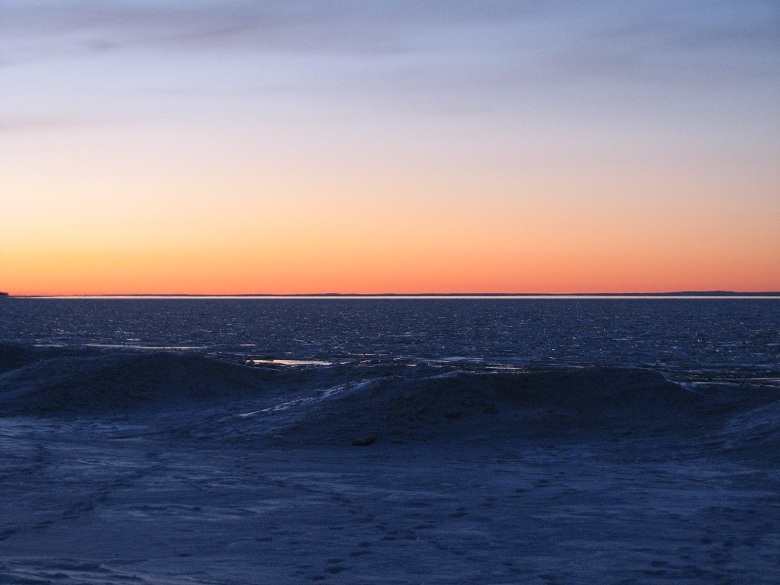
[3, 1, 534, 62]
[0, 115, 105, 133]
[4, 1, 776, 78]
[2, 0, 777, 118]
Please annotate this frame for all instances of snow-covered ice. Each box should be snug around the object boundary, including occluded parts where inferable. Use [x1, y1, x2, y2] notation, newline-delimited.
[1, 298, 778, 584]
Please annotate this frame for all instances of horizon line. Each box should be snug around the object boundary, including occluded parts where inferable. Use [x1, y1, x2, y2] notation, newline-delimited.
[5, 291, 780, 298]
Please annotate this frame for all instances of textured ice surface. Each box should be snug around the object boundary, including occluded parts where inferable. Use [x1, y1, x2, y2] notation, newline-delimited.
[1, 297, 778, 383]
[1, 419, 778, 584]
[0, 299, 778, 584]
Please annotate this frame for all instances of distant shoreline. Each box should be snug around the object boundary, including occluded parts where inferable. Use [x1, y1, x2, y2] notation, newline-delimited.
[5, 291, 780, 299]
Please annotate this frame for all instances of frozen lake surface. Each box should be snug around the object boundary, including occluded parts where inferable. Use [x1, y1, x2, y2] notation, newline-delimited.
[0, 298, 778, 583]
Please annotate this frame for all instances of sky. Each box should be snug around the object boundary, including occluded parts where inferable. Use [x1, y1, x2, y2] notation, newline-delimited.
[1, 0, 779, 295]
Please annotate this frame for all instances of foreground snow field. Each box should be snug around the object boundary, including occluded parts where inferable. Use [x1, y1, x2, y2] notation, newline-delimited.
[1, 411, 778, 585]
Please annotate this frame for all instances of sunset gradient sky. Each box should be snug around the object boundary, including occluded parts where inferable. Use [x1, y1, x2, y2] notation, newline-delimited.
[2, 1, 779, 295]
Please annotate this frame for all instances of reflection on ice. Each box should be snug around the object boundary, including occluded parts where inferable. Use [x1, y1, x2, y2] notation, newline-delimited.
[247, 359, 332, 366]
[86, 343, 207, 351]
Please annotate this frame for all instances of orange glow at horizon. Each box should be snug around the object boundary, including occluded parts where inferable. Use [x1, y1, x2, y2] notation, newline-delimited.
[3, 154, 780, 296]
[4, 149, 779, 296]
[4, 191, 779, 296]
